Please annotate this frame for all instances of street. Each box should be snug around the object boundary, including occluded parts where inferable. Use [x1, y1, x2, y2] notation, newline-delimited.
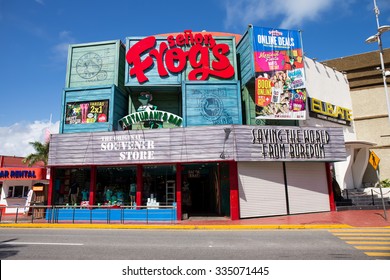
[1, 228, 389, 260]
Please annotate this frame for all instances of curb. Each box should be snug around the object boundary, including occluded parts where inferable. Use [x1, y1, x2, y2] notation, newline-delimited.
[0, 223, 364, 230]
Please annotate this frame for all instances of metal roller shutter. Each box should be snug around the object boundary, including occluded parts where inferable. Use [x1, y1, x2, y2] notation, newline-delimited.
[285, 162, 330, 214]
[238, 162, 287, 218]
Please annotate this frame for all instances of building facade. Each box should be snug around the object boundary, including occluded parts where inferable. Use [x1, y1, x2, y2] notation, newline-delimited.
[47, 26, 351, 221]
[324, 48, 390, 188]
[0, 156, 48, 215]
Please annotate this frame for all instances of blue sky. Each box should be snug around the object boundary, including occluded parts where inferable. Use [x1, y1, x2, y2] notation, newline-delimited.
[0, 0, 390, 156]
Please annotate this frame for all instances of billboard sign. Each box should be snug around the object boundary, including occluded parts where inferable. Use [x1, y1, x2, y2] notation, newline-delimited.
[252, 26, 306, 120]
[65, 100, 109, 124]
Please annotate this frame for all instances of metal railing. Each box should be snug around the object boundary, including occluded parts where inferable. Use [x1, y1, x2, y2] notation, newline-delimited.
[343, 188, 390, 206]
[0, 204, 177, 224]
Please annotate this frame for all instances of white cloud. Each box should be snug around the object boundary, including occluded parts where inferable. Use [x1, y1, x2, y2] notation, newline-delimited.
[223, 0, 354, 29]
[51, 30, 76, 62]
[53, 42, 70, 58]
[35, 0, 45, 5]
[0, 120, 60, 157]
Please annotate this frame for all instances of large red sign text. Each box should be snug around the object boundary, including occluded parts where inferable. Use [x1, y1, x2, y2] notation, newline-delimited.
[126, 30, 234, 83]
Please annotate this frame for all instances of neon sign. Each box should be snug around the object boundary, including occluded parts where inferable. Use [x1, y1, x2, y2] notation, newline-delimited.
[126, 30, 235, 83]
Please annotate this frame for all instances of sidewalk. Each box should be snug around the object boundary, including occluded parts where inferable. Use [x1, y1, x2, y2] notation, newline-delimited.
[1, 210, 390, 229]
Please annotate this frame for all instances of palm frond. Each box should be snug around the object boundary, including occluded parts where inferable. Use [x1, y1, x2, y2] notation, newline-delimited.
[23, 141, 49, 167]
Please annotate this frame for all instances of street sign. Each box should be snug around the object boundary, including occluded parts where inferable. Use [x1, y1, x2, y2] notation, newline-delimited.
[369, 150, 380, 170]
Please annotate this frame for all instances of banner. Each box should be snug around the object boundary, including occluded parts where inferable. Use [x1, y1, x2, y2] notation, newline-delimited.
[65, 100, 109, 124]
[253, 26, 306, 120]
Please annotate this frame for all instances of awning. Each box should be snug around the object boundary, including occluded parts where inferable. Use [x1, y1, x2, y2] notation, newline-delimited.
[345, 140, 376, 149]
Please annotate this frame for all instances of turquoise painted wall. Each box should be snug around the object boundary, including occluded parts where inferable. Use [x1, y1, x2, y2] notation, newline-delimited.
[62, 33, 244, 133]
[66, 40, 127, 93]
[183, 81, 242, 126]
[236, 28, 255, 88]
[60, 85, 128, 133]
[127, 88, 182, 129]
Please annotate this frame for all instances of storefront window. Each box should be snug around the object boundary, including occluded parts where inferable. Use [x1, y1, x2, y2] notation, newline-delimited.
[96, 166, 136, 205]
[7, 186, 29, 198]
[52, 168, 90, 205]
[143, 165, 176, 206]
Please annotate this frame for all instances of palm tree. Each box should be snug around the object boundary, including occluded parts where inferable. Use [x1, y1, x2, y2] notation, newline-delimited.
[23, 141, 49, 167]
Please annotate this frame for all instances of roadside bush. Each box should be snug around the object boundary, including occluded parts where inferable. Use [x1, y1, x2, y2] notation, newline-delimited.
[379, 179, 390, 188]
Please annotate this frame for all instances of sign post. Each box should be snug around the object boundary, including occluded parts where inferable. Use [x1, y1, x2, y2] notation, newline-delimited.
[369, 150, 387, 220]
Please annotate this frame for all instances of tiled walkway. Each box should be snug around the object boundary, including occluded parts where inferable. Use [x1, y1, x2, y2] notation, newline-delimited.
[178, 210, 390, 227]
[1, 210, 390, 229]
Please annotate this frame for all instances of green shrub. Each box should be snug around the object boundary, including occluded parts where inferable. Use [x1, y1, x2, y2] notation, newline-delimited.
[380, 179, 390, 188]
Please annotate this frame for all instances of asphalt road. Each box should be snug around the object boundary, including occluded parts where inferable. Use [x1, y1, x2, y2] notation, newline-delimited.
[0, 228, 383, 260]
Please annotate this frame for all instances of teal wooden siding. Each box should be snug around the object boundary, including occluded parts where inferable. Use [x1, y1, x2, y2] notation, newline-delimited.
[242, 85, 261, 125]
[125, 37, 182, 87]
[66, 40, 127, 93]
[60, 85, 128, 133]
[128, 89, 181, 129]
[236, 27, 255, 88]
[118, 44, 127, 93]
[182, 82, 242, 127]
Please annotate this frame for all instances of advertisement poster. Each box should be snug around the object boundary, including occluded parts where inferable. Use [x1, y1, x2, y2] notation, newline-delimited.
[65, 100, 109, 124]
[253, 26, 306, 120]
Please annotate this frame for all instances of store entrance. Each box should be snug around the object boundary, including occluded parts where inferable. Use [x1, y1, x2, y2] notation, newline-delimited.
[182, 163, 229, 218]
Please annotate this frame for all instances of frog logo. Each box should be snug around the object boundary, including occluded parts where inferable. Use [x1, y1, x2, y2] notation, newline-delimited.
[198, 90, 232, 125]
[137, 92, 162, 129]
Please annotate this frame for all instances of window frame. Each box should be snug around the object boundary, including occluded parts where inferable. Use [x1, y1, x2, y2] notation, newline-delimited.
[7, 185, 29, 198]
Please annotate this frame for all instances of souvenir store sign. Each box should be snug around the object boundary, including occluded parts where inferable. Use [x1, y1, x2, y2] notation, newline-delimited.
[253, 26, 306, 120]
[126, 30, 235, 83]
[48, 125, 346, 167]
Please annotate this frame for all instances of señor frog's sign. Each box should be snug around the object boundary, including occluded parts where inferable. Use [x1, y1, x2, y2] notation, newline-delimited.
[126, 30, 235, 83]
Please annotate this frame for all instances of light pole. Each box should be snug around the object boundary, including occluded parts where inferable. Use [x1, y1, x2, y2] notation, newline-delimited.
[365, 0, 390, 220]
[365, 0, 390, 122]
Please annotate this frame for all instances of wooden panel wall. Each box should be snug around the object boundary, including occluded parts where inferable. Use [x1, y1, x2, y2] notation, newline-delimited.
[236, 28, 255, 88]
[66, 40, 126, 92]
[128, 89, 181, 129]
[112, 86, 129, 130]
[183, 82, 242, 126]
[49, 125, 346, 166]
[60, 85, 128, 134]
